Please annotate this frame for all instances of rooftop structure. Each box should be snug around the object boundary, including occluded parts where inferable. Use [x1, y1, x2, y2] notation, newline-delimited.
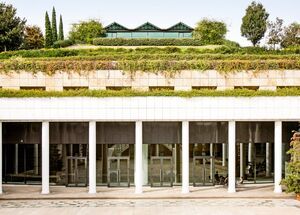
[105, 22, 193, 38]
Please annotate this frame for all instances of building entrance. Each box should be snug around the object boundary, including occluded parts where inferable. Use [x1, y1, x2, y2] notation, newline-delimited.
[66, 156, 87, 187]
[108, 156, 130, 187]
[237, 142, 274, 183]
[150, 156, 173, 187]
[193, 156, 215, 186]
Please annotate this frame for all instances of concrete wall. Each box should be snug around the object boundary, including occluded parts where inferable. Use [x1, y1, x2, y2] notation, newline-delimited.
[1, 70, 300, 91]
[0, 97, 299, 121]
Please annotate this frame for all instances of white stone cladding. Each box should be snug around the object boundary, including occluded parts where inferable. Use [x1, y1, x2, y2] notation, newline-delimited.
[1, 70, 300, 91]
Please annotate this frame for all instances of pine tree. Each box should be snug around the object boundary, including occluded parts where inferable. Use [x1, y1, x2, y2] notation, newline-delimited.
[0, 2, 26, 51]
[52, 7, 58, 42]
[45, 11, 53, 48]
[58, 15, 64, 40]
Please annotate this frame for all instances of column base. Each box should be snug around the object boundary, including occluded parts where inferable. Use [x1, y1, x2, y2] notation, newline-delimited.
[227, 188, 236, 193]
[274, 186, 282, 193]
[41, 190, 50, 195]
[181, 187, 189, 194]
[135, 188, 143, 194]
[88, 188, 97, 194]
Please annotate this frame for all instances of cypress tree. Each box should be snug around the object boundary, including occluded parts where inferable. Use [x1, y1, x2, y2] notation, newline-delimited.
[58, 15, 64, 40]
[45, 11, 53, 48]
[52, 7, 58, 42]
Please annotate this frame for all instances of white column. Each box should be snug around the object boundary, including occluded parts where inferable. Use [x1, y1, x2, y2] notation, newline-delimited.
[274, 121, 282, 193]
[222, 143, 226, 166]
[248, 143, 253, 163]
[266, 142, 271, 177]
[135, 121, 143, 194]
[240, 143, 244, 178]
[89, 121, 96, 194]
[182, 121, 189, 194]
[228, 121, 236, 193]
[41, 121, 50, 194]
[0, 122, 2, 194]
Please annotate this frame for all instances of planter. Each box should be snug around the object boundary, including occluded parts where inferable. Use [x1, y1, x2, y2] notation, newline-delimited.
[297, 194, 300, 201]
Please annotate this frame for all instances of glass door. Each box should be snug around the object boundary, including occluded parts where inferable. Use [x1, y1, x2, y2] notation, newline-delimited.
[107, 157, 130, 187]
[150, 156, 173, 187]
[66, 156, 87, 187]
[193, 156, 215, 186]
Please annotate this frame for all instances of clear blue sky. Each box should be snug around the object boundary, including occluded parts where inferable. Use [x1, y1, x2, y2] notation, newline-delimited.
[4, 0, 300, 46]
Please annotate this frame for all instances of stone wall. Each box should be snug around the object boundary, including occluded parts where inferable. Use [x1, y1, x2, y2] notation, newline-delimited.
[0, 70, 299, 91]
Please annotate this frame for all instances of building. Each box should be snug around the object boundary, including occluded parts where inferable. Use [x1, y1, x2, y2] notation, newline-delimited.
[0, 68, 298, 195]
[105, 22, 193, 39]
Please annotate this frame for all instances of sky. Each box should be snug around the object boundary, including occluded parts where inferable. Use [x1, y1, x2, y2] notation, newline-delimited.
[4, 0, 300, 46]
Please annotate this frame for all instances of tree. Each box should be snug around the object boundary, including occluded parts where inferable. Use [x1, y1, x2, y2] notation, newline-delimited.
[21, 25, 44, 50]
[52, 7, 58, 42]
[58, 15, 64, 40]
[45, 11, 53, 48]
[267, 18, 284, 49]
[193, 19, 227, 44]
[281, 23, 300, 48]
[69, 20, 105, 43]
[0, 2, 26, 52]
[241, 1, 269, 46]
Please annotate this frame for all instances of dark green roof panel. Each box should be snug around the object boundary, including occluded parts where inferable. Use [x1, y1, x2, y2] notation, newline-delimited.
[105, 22, 194, 33]
[167, 22, 194, 32]
[134, 22, 161, 31]
[105, 22, 129, 32]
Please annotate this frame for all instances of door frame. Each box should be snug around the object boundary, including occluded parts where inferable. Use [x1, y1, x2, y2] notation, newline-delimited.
[192, 155, 215, 186]
[107, 156, 130, 187]
[66, 156, 88, 187]
[150, 156, 174, 187]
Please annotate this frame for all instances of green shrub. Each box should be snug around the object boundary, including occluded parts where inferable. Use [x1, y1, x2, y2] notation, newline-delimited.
[282, 140, 300, 194]
[53, 39, 74, 48]
[92, 38, 206, 46]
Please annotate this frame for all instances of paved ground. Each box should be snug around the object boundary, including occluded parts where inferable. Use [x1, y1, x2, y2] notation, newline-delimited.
[0, 183, 295, 200]
[0, 199, 300, 215]
[1, 184, 299, 214]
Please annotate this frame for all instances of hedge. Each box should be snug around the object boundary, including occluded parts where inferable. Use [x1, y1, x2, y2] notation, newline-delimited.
[1, 58, 300, 74]
[92, 38, 207, 46]
[53, 39, 74, 48]
[2, 46, 300, 60]
[1, 88, 300, 98]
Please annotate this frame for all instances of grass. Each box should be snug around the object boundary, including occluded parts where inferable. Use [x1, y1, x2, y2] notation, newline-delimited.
[1, 88, 300, 98]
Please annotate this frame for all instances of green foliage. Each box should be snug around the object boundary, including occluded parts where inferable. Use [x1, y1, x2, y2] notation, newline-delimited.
[2, 46, 300, 60]
[193, 19, 227, 44]
[281, 23, 300, 48]
[267, 18, 284, 49]
[69, 20, 105, 43]
[21, 25, 44, 50]
[58, 15, 64, 41]
[0, 2, 26, 51]
[1, 57, 300, 75]
[93, 38, 206, 46]
[2, 88, 300, 98]
[45, 12, 53, 48]
[241, 1, 269, 46]
[53, 39, 74, 48]
[52, 7, 58, 42]
[282, 140, 300, 194]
